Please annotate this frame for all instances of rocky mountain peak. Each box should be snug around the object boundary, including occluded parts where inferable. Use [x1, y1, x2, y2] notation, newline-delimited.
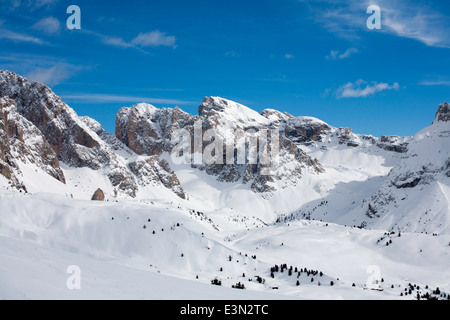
[261, 109, 293, 122]
[198, 96, 229, 115]
[434, 102, 450, 123]
[0, 71, 191, 199]
[198, 96, 270, 127]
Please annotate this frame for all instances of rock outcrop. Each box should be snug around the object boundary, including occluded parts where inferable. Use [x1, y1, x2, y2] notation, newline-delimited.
[0, 96, 64, 188]
[91, 188, 105, 201]
[434, 102, 450, 123]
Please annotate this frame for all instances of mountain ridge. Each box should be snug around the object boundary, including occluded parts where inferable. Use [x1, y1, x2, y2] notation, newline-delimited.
[0, 70, 448, 235]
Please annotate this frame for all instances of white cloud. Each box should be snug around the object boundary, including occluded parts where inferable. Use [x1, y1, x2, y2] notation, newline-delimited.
[326, 48, 358, 60]
[97, 30, 176, 50]
[419, 80, 450, 87]
[61, 93, 192, 105]
[0, 28, 45, 44]
[131, 31, 176, 48]
[381, 5, 449, 48]
[26, 63, 81, 87]
[32, 16, 61, 34]
[303, 0, 450, 48]
[284, 54, 295, 59]
[336, 79, 400, 98]
[102, 36, 134, 48]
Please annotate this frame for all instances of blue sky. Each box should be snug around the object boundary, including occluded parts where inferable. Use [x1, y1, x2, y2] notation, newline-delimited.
[0, 0, 449, 137]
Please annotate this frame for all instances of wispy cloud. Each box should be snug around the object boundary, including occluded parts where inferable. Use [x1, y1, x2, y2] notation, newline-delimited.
[102, 36, 134, 48]
[284, 54, 295, 59]
[32, 16, 61, 34]
[382, 4, 449, 48]
[26, 63, 83, 87]
[326, 48, 358, 60]
[1, 0, 59, 11]
[131, 31, 176, 48]
[0, 28, 46, 44]
[419, 80, 450, 87]
[87, 29, 177, 51]
[302, 0, 450, 48]
[336, 79, 400, 98]
[61, 93, 192, 105]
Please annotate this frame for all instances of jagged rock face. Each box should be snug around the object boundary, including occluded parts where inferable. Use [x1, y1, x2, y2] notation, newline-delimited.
[0, 71, 140, 197]
[0, 97, 65, 184]
[377, 135, 409, 153]
[82, 115, 186, 199]
[283, 117, 332, 143]
[117, 97, 324, 193]
[198, 97, 325, 191]
[434, 102, 449, 123]
[0, 71, 99, 167]
[116, 103, 195, 156]
[128, 156, 186, 199]
[261, 109, 293, 123]
[282, 115, 411, 153]
[80, 116, 134, 157]
[0, 98, 15, 181]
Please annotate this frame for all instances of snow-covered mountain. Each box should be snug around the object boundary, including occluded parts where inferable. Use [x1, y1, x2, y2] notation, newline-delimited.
[0, 70, 449, 300]
[359, 103, 450, 234]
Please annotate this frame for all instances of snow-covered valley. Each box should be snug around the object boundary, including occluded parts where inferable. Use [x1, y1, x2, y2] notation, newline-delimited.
[0, 189, 449, 300]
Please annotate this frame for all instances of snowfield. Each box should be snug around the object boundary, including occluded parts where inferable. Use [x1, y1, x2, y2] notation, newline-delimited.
[0, 189, 448, 300]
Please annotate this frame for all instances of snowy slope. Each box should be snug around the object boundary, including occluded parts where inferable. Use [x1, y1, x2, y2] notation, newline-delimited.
[357, 108, 450, 234]
[0, 191, 448, 300]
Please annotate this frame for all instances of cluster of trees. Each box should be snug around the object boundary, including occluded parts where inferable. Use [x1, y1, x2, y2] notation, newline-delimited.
[270, 264, 325, 284]
[399, 283, 449, 300]
[211, 279, 222, 286]
[255, 276, 265, 284]
[232, 282, 246, 290]
[188, 209, 219, 231]
[376, 231, 401, 246]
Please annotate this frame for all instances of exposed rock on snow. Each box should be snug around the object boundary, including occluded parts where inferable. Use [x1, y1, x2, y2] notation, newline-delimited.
[261, 108, 293, 123]
[434, 102, 450, 123]
[128, 156, 186, 199]
[91, 188, 105, 201]
[0, 96, 65, 186]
